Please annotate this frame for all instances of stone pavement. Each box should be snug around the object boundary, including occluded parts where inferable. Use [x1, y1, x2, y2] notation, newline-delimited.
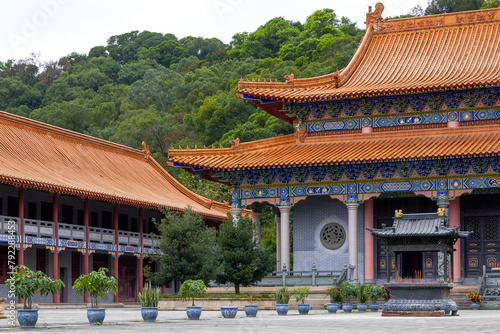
[1, 308, 499, 334]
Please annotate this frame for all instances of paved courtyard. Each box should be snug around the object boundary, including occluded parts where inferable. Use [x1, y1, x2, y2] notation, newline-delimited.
[1, 308, 499, 334]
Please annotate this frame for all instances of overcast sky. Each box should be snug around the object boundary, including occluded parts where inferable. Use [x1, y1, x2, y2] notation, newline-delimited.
[0, 0, 423, 63]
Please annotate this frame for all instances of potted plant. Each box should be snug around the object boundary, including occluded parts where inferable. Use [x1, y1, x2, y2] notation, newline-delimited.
[8, 265, 64, 328]
[467, 291, 481, 310]
[327, 286, 342, 313]
[178, 279, 206, 320]
[244, 295, 258, 317]
[72, 267, 117, 325]
[355, 284, 369, 312]
[139, 281, 161, 322]
[293, 287, 311, 315]
[366, 285, 387, 312]
[339, 281, 357, 313]
[274, 287, 291, 315]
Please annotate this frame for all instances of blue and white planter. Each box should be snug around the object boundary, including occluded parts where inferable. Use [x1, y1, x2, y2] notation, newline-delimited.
[357, 303, 368, 312]
[471, 302, 480, 310]
[342, 303, 353, 313]
[276, 304, 289, 315]
[244, 305, 258, 317]
[297, 304, 310, 315]
[369, 303, 380, 312]
[221, 306, 238, 318]
[327, 303, 340, 313]
[186, 306, 202, 320]
[17, 309, 38, 328]
[87, 308, 106, 325]
[141, 307, 159, 322]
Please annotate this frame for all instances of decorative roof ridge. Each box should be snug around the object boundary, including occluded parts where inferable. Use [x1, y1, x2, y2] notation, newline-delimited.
[0, 110, 145, 160]
[237, 26, 374, 93]
[376, 5, 500, 34]
[168, 133, 297, 156]
[302, 123, 500, 145]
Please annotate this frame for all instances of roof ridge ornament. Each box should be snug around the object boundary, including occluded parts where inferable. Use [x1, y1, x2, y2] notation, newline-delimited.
[142, 141, 150, 160]
[365, 3, 387, 30]
[395, 209, 403, 218]
[230, 137, 240, 149]
[284, 73, 295, 84]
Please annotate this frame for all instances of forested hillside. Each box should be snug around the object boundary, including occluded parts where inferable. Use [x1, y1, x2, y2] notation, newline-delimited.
[0, 9, 364, 201]
[1, 1, 495, 202]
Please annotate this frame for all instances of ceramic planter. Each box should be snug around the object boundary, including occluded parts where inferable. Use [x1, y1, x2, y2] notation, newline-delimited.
[87, 308, 106, 325]
[141, 307, 159, 322]
[244, 305, 258, 317]
[369, 303, 380, 312]
[342, 303, 353, 313]
[297, 304, 310, 315]
[186, 306, 202, 320]
[357, 303, 368, 312]
[276, 304, 289, 315]
[17, 309, 38, 328]
[221, 306, 238, 318]
[471, 302, 480, 310]
[326, 303, 339, 313]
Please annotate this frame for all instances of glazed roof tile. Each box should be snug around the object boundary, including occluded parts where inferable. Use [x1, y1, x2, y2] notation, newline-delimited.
[367, 213, 465, 238]
[168, 124, 500, 170]
[0, 111, 229, 220]
[239, 6, 500, 102]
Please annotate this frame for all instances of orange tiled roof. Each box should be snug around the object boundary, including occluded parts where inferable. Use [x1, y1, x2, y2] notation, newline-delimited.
[238, 5, 500, 103]
[168, 124, 500, 170]
[0, 111, 229, 220]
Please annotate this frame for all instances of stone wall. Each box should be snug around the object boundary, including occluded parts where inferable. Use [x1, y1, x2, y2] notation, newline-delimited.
[292, 195, 365, 281]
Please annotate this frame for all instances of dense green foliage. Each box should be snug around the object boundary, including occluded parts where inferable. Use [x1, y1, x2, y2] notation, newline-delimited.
[216, 214, 275, 294]
[72, 267, 117, 308]
[0, 8, 363, 202]
[145, 209, 220, 288]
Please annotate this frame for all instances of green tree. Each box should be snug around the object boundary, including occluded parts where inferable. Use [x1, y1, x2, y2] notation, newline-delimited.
[30, 99, 92, 133]
[481, 0, 500, 8]
[304, 9, 340, 38]
[146, 209, 220, 290]
[216, 214, 275, 294]
[424, 0, 484, 15]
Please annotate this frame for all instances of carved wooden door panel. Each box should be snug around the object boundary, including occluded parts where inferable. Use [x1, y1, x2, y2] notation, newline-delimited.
[118, 256, 137, 302]
[464, 216, 500, 278]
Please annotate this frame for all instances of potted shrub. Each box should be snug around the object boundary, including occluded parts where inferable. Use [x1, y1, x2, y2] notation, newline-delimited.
[274, 287, 291, 315]
[178, 279, 206, 320]
[355, 284, 369, 312]
[139, 281, 161, 322]
[366, 285, 387, 312]
[467, 291, 481, 310]
[293, 287, 311, 315]
[326, 286, 342, 313]
[339, 281, 357, 313]
[72, 267, 117, 325]
[8, 265, 64, 328]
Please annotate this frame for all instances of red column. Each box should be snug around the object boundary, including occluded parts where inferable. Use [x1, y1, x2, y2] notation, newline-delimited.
[113, 204, 119, 303]
[138, 208, 144, 294]
[449, 197, 461, 283]
[364, 198, 375, 283]
[52, 193, 59, 303]
[83, 198, 89, 303]
[18, 187, 24, 267]
[18, 187, 24, 305]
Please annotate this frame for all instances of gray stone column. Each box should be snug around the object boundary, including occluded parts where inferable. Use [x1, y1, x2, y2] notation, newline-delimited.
[230, 208, 242, 226]
[251, 211, 262, 247]
[275, 214, 281, 271]
[279, 206, 291, 271]
[346, 202, 359, 284]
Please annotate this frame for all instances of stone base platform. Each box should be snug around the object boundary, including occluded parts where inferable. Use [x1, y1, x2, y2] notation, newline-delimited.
[382, 299, 458, 316]
[382, 311, 445, 317]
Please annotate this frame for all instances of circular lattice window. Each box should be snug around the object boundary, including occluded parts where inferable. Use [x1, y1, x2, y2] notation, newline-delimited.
[320, 223, 346, 250]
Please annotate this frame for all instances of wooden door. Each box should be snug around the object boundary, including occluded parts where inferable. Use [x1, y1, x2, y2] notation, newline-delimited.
[118, 255, 137, 302]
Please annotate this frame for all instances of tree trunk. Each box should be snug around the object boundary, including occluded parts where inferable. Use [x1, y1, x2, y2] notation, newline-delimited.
[235, 283, 240, 294]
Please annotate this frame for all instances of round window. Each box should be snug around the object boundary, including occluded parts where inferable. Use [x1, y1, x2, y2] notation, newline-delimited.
[320, 223, 346, 250]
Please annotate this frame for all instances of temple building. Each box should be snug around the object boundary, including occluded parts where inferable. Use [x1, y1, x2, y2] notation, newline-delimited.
[0, 111, 230, 303]
[169, 4, 500, 285]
